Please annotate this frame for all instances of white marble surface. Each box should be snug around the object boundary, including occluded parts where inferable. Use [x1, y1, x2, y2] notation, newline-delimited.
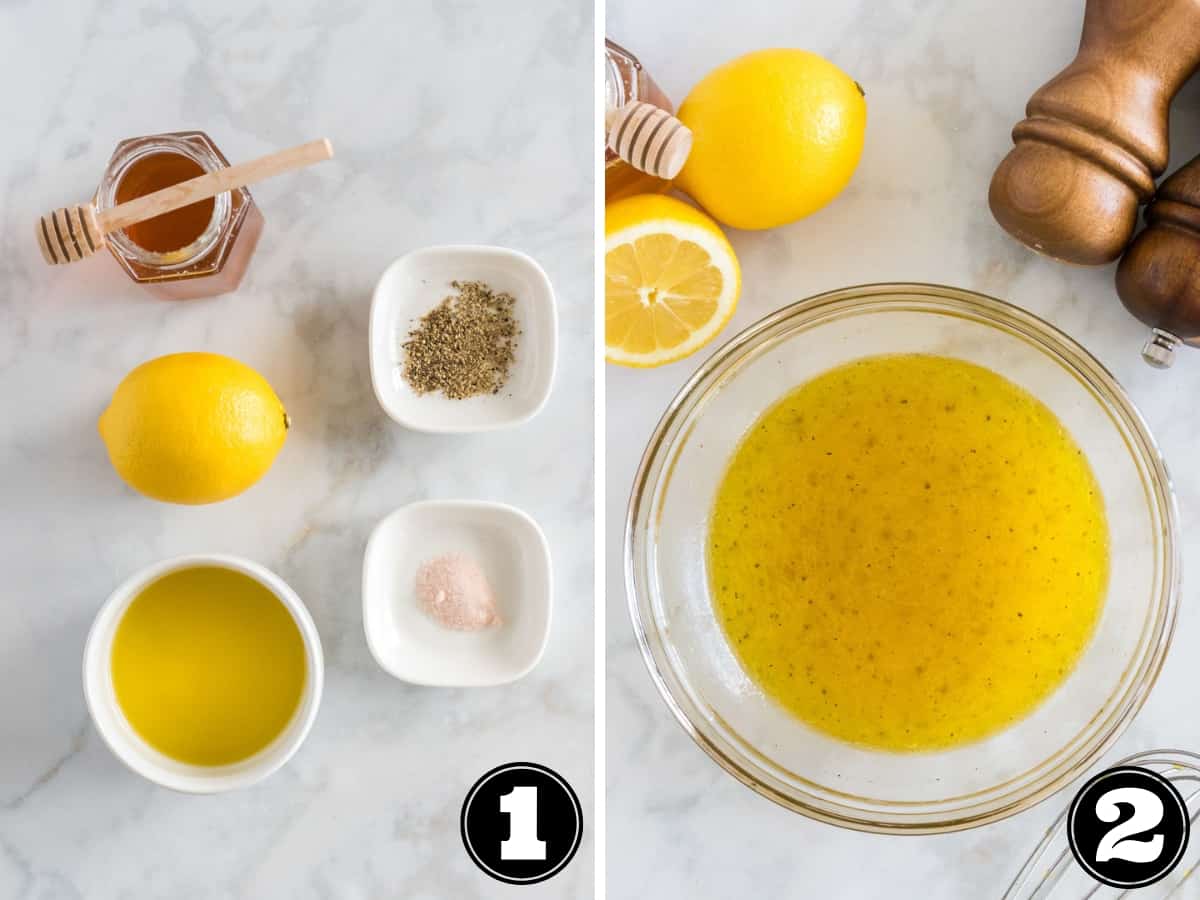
[607, 1, 1200, 897]
[0, 1, 592, 897]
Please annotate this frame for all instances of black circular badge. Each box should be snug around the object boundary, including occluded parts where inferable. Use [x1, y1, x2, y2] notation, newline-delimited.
[460, 762, 583, 885]
[1067, 765, 1189, 889]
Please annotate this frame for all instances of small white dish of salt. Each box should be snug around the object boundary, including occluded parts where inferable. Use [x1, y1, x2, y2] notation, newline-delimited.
[362, 499, 552, 686]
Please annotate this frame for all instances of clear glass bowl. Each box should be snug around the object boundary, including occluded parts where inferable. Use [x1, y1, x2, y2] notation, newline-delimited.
[625, 283, 1179, 834]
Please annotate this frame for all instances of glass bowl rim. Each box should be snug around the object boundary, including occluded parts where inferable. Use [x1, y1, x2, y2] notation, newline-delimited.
[624, 281, 1180, 834]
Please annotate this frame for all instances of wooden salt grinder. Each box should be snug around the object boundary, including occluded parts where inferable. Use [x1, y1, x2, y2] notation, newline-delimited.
[1116, 154, 1200, 367]
[988, 0, 1200, 265]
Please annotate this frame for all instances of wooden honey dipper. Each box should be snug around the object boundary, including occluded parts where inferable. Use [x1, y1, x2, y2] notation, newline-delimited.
[1116, 153, 1200, 367]
[989, 0, 1200, 265]
[606, 101, 692, 181]
[37, 138, 334, 265]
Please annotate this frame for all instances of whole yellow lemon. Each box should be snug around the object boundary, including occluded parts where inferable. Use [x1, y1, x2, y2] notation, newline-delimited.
[99, 352, 289, 505]
[676, 49, 867, 230]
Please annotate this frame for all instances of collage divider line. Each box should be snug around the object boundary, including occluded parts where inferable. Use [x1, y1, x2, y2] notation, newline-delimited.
[593, 0, 608, 895]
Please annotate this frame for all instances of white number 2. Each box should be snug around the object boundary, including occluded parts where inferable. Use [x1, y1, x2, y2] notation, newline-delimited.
[1094, 786, 1165, 864]
[499, 786, 546, 861]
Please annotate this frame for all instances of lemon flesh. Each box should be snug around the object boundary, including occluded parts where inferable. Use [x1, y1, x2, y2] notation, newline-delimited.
[605, 194, 741, 367]
[99, 352, 288, 505]
[676, 48, 866, 230]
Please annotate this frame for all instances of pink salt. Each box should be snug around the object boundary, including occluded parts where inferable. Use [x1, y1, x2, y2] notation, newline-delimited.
[415, 553, 501, 631]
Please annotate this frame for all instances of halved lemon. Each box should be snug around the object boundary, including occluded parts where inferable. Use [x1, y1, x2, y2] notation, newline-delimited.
[605, 194, 741, 367]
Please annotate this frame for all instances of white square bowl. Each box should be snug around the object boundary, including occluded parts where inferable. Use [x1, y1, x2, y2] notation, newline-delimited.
[369, 245, 557, 432]
[362, 500, 552, 687]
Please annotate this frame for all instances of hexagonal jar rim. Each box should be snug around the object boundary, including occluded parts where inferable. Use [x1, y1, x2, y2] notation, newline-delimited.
[94, 130, 250, 280]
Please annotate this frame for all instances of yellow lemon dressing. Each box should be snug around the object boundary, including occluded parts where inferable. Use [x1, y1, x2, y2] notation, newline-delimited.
[708, 354, 1109, 751]
[111, 566, 307, 766]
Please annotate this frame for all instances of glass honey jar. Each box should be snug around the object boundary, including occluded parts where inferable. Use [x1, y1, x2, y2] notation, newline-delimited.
[95, 131, 264, 300]
[605, 40, 675, 203]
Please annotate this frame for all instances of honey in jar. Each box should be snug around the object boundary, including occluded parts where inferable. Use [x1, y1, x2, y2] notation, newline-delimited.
[95, 132, 263, 300]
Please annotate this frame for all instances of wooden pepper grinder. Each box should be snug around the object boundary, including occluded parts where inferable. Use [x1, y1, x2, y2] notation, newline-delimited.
[1116, 154, 1200, 367]
[989, 0, 1200, 265]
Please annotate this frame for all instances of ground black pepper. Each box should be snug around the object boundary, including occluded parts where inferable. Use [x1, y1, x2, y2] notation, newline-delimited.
[401, 280, 520, 399]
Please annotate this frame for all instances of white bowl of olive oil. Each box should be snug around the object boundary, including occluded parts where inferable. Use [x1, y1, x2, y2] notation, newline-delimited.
[83, 554, 324, 793]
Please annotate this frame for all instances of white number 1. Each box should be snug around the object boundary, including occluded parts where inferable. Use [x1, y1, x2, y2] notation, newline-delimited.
[499, 786, 546, 861]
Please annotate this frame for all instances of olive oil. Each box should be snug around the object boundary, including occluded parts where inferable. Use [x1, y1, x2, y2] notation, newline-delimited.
[111, 566, 307, 766]
[708, 354, 1109, 752]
